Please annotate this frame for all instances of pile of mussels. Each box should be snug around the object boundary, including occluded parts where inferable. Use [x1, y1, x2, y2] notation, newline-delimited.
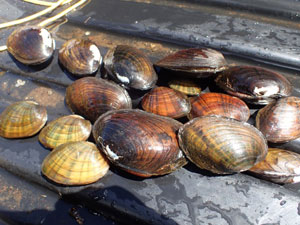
[1, 26, 300, 186]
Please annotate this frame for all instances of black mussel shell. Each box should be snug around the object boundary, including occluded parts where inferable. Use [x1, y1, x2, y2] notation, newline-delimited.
[103, 45, 158, 90]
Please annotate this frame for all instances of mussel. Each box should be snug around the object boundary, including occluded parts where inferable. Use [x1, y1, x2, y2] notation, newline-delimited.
[141, 86, 191, 119]
[154, 48, 227, 78]
[188, 92, 250, 122]
[215, 66, 292, 105]
[39, 115, 92, 149]
[7, 26, 55, 65]
[103, 45, 157, 90]
[0, 101, 47, 138]
[248, 148, 300, 184]
[178, 116, 268, 174]
[65, 77, 132, 123]
[168, 78, 201, 96]
[92, 109, 187, 177]
[256, 96, 300, 143]
[58, 39, 102, 76]
[41, 141, 109, 185]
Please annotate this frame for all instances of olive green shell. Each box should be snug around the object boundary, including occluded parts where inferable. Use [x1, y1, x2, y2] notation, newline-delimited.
[168, 79, 201, 96]
[178, 116, 268, 174]
[0, 101, 47, 138]
[41, 141, 109, 185]
[39, 115, 92, 149]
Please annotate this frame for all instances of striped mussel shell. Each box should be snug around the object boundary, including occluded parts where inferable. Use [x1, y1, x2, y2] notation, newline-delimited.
[248, 148, 300, 184]
[92, 109, 187, 177]
[7, 26, 55, 65]
[65, 77, 132, 123]
[141, 86, 191, 119]
[168, 78, 201, 96]
[41, 141, 109, 185]
[178, 116, 268, 174]
[256, 96, 300, 143]
[39, 115, 92, 149]
[188, 92, 250, 122]
[104, 45, 158, 90]
[154, 48, 227, 78]
[0, 101, 47, 138]
[58, 39, 102, 76]
[215, 66, 292, 105]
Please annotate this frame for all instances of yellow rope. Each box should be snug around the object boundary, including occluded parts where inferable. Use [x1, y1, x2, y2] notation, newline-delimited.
[0, 46, 7, 52]
[24, 0, 72, 7]
[38, 0, 87, 27]
[0, 0, 67, 29]
[0, 0, 89, 52]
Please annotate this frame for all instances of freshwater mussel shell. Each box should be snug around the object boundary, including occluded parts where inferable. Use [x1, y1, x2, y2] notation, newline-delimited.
[7, 26, 55, 65]
[92, 109, 187, 177]
[215, 66, 292, 105]
[256, 96, 300, 143]
[58, 39, 102, 76]
[41, 141, 109, 185]
[168, 78, 201, 96]
[188, 92, 250, 122]
[248, 148, 300, 184]
[65, 77, 132, 123]
[154, 48, 227, 78]
[178, 116, 268, 174]
[0, 101, 47, 138]
[104, 45, 157, 90]
[39, 115, 92, 149]
[141, 86, 191, 119]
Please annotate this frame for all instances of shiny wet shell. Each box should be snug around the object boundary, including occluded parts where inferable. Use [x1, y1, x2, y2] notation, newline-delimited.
[92, 109, 187, 177]
[65, 77, 132, 123]
[104, 45, 158, 90]
[41, 141, 109, 185]
[256, 96, 300, 143]
[7, 26, 55, 65]
[141, 86, 191, 118]
[0, 101, 47, 138]
[178, 116, 268, 174]
[188, 92, 250, 121]
[249, 148, 300, 184]
[215, 66, 292, 105]
[154, 48, 227, 77]
[58, 39, 102, 76]
[39, 115, 92, 149]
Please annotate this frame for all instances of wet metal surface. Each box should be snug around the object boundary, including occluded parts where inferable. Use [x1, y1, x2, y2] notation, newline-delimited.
[1, 0, 300, 224]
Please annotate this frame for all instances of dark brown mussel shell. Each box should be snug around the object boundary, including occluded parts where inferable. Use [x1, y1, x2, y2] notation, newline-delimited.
[58, 39, 102, 76]
[215, 66, 292, 105]
[92, 109, 187, 177]
[7, 26, 55, 65]
[65, 77, 132, 123]
[141, 87, 191, 119]
[256, 96, 300, 143]
[188, 92, 250, 121]
[154, 48, 227, 78]
[103, 45, 157, 90]
[178, 116, 268, 174]
[248, 148, 300, 184]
